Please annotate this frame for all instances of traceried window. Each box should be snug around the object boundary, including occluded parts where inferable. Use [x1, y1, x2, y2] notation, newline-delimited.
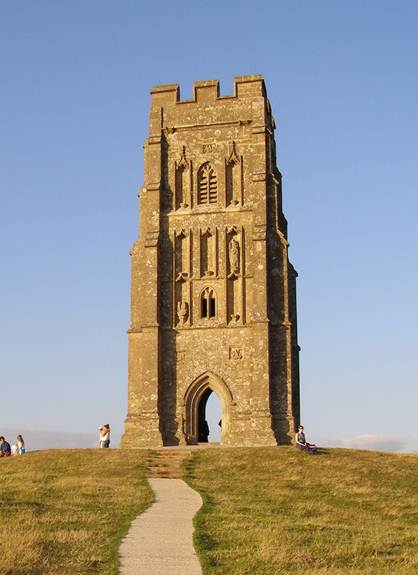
[201, 287, 216, 319]
[198, 163, 217, 204]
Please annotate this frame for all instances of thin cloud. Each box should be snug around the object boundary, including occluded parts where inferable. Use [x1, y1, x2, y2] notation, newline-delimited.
[321, 433, 416, 453]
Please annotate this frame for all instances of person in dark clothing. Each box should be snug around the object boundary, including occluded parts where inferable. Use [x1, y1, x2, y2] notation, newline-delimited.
[295, 425, 317, 453]
[0, 436, 11, 457]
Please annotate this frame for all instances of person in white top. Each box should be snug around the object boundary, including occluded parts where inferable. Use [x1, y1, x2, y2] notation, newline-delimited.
[99, 424, 110, 448]
[17, 434, 25, 455]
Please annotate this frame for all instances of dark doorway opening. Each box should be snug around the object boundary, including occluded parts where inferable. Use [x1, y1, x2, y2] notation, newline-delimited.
[197, 388, 221, 443]
[197, 388, 211, 442]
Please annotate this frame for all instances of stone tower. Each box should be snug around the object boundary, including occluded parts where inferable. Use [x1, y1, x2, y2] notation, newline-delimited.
[121, 75, 300, 448]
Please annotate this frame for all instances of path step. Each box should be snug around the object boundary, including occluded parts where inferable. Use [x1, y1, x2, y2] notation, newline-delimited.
[147, 449, 191, 479]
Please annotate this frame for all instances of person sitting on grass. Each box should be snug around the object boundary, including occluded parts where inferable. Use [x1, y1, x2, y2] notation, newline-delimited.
[17, 435, 25, 455]
[0, 436, 11, 457]
[295, 425, 317, 453]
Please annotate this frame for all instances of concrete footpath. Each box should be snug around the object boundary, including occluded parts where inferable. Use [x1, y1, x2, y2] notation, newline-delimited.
[118, 477, 203, 575]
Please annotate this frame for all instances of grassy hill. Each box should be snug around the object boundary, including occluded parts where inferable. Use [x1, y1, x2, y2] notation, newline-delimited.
[186, 447, 418, 574]
[0, 447, 417, 574]
[0, 449, 153, 575]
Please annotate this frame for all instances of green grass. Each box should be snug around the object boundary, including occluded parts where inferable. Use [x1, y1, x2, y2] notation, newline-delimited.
[185, 447, 418, 575]
[2, 447, 417, 574]
[0, 449, 153, 575]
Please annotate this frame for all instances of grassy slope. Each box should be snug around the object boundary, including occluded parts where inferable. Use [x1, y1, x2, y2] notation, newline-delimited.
[0, 449, 153, 575]
[185, 447, 418, 575]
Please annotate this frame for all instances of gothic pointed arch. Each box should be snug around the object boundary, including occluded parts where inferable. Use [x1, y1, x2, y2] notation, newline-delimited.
[183, 371, 233, 444]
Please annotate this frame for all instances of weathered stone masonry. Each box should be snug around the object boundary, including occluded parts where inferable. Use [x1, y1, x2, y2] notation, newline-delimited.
[121, 75, 300, 447]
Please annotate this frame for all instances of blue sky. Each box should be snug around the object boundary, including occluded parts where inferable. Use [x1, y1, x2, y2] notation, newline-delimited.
[1, 1, 417, 451]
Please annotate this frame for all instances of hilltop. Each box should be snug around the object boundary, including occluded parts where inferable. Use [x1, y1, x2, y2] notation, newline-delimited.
[0, 447, 416, 574]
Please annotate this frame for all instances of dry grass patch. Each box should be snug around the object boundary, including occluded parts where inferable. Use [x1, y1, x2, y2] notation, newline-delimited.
[0, 449, 153, 575]
[185, 447, 418, 574]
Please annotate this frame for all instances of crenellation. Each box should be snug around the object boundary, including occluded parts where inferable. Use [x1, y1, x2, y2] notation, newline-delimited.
[234, 74, 266, 98]
[193, 79, 220, 102]
[150, 75, 266, 108]
[150, 83, 180, 106]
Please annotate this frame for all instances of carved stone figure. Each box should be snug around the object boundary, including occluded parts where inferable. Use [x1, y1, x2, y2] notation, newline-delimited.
[176, 301, 189, 324]
[229, 237, 240, 274]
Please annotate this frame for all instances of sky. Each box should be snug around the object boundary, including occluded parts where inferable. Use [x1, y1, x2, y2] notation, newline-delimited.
[1, 1, 417, 452]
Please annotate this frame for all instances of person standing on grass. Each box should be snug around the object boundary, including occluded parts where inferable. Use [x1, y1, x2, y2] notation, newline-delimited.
[0, 436, 11, 457]
[295, 425, 317, 453]
[99, 424, 110, 448]
[17, 435, 25, 455]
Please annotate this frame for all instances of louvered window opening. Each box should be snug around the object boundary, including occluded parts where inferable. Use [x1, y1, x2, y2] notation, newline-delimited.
[198, 163, 217, 204]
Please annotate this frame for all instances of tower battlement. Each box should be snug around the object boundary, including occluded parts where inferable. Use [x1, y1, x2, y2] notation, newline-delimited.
[150, 75, 266, 106]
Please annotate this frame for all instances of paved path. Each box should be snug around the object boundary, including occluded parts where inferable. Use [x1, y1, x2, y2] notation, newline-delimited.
[119, 478, 203, 575]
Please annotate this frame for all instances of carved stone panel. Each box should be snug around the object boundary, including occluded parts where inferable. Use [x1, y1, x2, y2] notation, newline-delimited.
[229, 346, 243, 360]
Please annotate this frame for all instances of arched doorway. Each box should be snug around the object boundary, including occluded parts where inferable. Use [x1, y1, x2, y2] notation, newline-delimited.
[184, 371, 233, 445]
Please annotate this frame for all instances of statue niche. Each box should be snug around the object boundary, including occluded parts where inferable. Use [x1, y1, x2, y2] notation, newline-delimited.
[174, 229, 191, 327]
[228, 236, 240, 276]
[175, 229, 190, 282]
[226, 142, 241, 206]
[200, 228, 217, 277]
[227, 228, 243, 324]
[175, 146, 191, 209]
